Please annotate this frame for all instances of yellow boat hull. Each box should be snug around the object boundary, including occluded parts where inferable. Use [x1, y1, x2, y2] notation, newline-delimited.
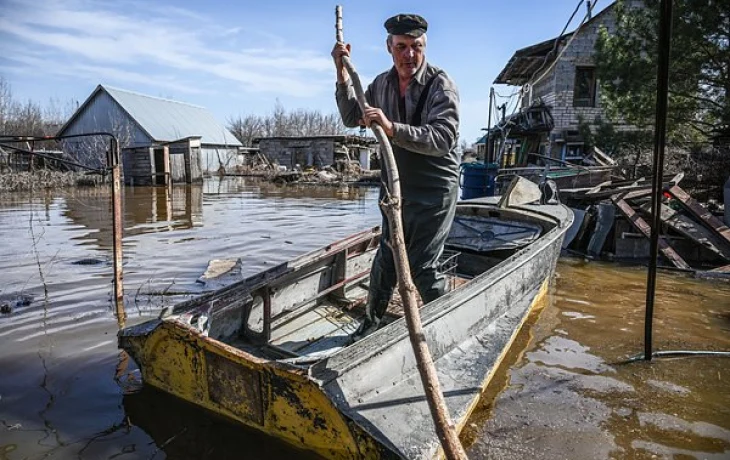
[122, 320, 393, 459]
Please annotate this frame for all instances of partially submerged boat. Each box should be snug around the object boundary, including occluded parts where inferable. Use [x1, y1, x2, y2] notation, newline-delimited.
[119, 194, 573, 459]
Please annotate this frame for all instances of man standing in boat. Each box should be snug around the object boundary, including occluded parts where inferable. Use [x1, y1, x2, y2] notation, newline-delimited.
[332, 14, 460, 340]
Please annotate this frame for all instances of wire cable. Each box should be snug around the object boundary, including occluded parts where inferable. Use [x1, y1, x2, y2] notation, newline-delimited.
[531, 0, 598, 88]
[616, 350, 730, 365]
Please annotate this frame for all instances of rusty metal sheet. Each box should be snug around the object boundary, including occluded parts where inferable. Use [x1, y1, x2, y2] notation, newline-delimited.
[206, 350, 264, 426]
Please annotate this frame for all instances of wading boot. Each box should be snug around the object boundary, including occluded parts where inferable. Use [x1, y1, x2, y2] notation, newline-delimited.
[350, 299, 389, 343]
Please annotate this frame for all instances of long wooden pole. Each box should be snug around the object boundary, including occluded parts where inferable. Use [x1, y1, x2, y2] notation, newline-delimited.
[335, 6, 467, 459]
[110, 138, 126, 327]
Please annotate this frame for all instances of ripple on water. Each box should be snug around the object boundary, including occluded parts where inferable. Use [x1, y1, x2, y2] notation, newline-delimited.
[0, 178, 382, 460]
[2, 179, 729, 460]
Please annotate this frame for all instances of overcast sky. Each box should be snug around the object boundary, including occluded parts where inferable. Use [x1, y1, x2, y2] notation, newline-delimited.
[0, 0, 609, 143]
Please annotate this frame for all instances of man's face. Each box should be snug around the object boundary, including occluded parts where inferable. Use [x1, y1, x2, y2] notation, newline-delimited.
[388, 34, 426, 80]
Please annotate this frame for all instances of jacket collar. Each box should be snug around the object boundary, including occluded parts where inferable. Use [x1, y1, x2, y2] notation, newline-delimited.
[387, 60, 430, 87]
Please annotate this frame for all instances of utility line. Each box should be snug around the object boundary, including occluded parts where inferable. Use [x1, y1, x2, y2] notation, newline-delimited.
[527, 0, 587, 85]
[530, 0, 597, 88]
[491, 0, 597, 165]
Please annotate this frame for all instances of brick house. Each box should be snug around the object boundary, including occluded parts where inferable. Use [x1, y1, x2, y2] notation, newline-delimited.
[482, 1, 631, 166]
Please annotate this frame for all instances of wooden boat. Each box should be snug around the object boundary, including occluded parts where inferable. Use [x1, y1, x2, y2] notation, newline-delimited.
[119, 195, 573, 459]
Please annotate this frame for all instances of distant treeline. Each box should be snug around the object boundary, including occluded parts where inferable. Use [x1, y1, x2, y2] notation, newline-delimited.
[227, 101, 350, 147]
[1, 77, 350, 148]
[0, 77, 75, 138]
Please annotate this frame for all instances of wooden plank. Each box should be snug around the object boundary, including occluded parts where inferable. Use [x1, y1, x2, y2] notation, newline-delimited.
[611, 195, 691, 270]
[638, 202, 730, 262]
[568, 182, 653, 200]
[565, 176, 683, 201]
[621, 189, 653, 201]
[586, 180, 613, 194]
[667, 185, 730, 244]
[710, 264, 730, 273]
[593, 147, 617, 166]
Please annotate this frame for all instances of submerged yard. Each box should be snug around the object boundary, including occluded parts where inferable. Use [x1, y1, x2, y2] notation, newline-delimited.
[0, 177, 728, 459]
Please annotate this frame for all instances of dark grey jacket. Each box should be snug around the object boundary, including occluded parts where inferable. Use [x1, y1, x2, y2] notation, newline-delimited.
[336, 61, 460, 203]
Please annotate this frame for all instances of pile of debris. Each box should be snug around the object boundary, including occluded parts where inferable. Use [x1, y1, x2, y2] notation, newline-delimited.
[562, 173, 730, 276]
[264, 165, 380, 186]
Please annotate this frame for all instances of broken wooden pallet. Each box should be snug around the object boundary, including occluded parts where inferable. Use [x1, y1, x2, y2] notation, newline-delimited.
[667, 185, 730, 245]
[561, 173, 682, 202]
[611, 193, 691, 270]
[638, 202, 730, 262]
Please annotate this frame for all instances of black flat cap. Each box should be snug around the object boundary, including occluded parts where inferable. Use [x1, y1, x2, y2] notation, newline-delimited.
[384, 14, 428, 37]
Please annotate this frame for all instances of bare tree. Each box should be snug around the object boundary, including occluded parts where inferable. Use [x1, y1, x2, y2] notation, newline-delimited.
[43, 97, 77, 136]
[0, 77, 75, 138]
[227, 114, 264, 147]
[227, 101, 348, 144]
[0, 77, 11, 134]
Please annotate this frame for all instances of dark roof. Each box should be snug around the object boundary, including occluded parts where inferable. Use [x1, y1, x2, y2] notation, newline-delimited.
[493, 2, 615, 86]
[493, 34, 572, 85]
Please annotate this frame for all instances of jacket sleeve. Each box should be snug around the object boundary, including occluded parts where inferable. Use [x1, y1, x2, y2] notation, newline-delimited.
[391, 77, 459, 157]
[335, 80, 373, 128]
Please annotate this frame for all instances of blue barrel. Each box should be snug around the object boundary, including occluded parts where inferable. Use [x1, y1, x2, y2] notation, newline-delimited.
[459, 162, 498, 200]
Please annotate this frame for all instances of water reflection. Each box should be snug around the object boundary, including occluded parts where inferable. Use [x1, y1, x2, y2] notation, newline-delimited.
[203, 176, 371, 200]
[0, 177, 381, 460]
[122, 386, 322, 460]
[61, 184, 204, 250]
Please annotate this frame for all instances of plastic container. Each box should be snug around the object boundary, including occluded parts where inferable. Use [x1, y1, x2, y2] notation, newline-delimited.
[459, 162, 498, 200]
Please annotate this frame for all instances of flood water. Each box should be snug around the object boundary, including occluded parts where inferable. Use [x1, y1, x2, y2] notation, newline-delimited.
[1, 177, 728, 460]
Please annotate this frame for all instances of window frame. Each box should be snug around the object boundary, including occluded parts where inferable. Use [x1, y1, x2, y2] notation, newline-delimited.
[573, 66, 597, 108]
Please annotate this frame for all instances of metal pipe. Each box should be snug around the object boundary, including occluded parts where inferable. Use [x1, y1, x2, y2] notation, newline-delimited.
[617, 350, 730, 365]
[0, 142, 107, 172]
[645, 0, 673, 361]
[486, 87, 494, 163]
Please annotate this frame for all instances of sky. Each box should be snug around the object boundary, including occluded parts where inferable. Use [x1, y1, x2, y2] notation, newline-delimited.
[0, 0, 609, 144]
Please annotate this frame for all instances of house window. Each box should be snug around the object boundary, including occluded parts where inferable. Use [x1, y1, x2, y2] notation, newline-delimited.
[573, 67, 596, 107]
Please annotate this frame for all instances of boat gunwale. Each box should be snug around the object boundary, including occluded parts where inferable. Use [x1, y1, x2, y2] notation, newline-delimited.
[309, 202, 573, 382]
[122, 202, 572, 380]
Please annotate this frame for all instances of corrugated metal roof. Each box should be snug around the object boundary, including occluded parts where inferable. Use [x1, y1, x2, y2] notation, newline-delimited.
[102, 86, 241, 146]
